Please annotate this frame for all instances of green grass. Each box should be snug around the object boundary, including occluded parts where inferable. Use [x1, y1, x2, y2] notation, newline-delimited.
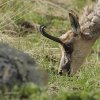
[0, 0, 100, 100]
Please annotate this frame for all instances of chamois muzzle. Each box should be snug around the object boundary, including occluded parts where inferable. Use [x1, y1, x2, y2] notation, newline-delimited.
[58, 42, 73, 76]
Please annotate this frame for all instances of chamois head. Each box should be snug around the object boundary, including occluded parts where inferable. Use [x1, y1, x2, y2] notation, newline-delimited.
[39, 10, 99, 76]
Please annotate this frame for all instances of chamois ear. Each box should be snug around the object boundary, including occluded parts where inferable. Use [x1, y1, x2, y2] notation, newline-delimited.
[69, 10, 80, 35]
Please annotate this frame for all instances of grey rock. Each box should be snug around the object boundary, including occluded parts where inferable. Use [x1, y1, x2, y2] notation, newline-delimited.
[0, 43, 47, 89]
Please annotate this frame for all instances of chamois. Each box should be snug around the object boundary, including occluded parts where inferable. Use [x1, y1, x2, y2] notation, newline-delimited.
[39, 0, 100, 76]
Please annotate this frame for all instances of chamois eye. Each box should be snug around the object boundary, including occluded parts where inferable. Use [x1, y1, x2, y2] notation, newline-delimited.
[64, 43, 73, 54]
[66, 44, 71, 48]
[66, 45, 71, 50]
[65, 46, 70, 50]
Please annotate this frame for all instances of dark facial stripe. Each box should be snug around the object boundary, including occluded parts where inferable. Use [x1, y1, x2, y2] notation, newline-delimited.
[63, 42, 73, 54]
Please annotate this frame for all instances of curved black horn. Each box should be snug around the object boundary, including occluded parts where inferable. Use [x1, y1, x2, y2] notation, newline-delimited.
[39, 25, 63, 44]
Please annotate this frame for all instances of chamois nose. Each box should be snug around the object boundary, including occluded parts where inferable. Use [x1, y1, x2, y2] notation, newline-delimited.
[58, 61, 71, 76]
[58, 70, 63, 76]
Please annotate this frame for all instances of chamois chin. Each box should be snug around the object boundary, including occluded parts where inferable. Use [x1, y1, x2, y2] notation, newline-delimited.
[39, 1, 100, 76]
